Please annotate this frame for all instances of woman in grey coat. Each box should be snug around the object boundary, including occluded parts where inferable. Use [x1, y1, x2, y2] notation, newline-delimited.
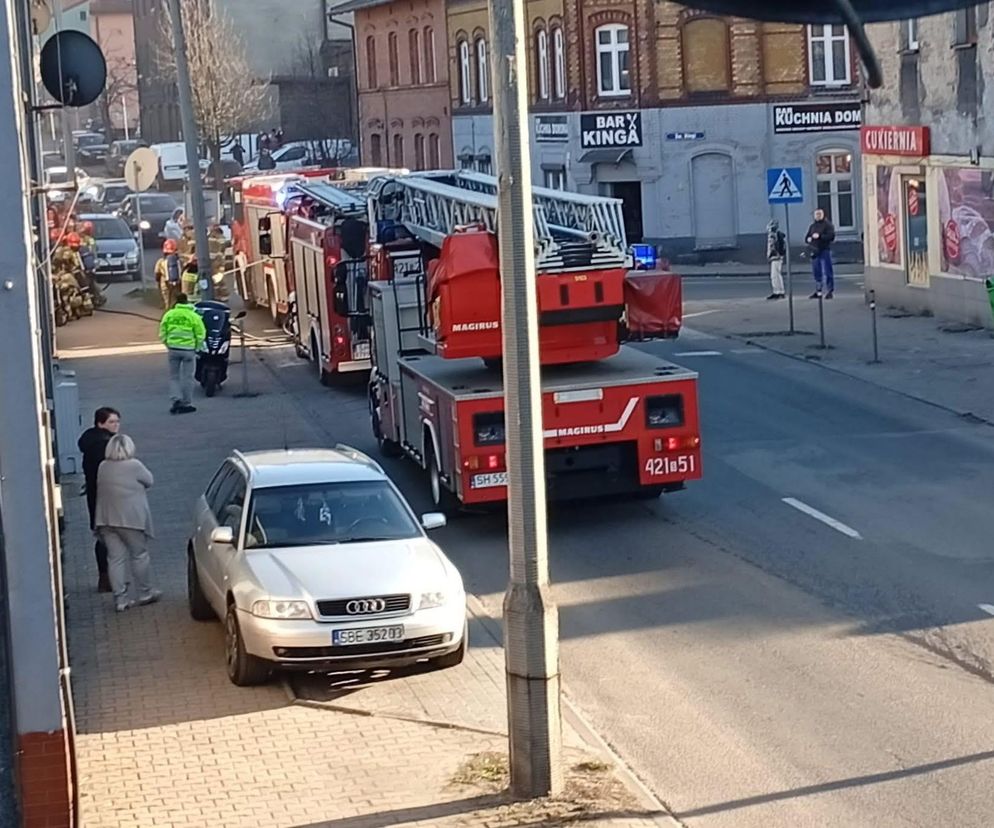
[95, 434, 161, 612]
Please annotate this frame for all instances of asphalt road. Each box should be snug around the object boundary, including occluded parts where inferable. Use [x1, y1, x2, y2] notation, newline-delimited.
[681, 271, 863, 302]
[248, 296, 994, 828]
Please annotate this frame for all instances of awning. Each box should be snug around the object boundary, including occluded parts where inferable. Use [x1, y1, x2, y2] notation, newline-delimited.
[578, 148, 633, 165]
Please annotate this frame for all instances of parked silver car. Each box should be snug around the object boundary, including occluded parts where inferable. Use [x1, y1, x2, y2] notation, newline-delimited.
[187, 446, 467, 686]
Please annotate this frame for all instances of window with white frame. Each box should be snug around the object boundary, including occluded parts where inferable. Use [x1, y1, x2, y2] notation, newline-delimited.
[553, 27, 566, 99]
[595, 24, 631, 96]
[815, 150, 854, 230]
[905, 18, 919, 51]
[458, 39, 472, 104]
[544, 168, 566, 190]
[476, 37, 489, 103]
[808, 25, 851, 85]
[537, 29, 550, 100]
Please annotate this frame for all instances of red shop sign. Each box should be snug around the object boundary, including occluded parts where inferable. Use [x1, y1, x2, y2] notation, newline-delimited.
[861, 125, 930, 157]
[882, 214, 898, 251]
[944, 219, 961, 263]
[908, 186, 920, 216]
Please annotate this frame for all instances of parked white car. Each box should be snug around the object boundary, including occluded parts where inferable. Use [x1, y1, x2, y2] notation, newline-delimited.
[187, 446, 467, 686]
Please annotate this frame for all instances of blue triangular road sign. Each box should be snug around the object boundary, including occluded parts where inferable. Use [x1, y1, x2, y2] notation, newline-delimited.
[767, 167, 804, 203]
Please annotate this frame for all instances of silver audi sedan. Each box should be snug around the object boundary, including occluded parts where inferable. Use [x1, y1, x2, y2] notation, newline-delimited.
[187, 446, 467, 686]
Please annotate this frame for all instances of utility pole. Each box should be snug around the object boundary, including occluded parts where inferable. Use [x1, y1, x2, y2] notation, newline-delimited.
[487, 0, 562, 799]
[166, 0, 212, 299]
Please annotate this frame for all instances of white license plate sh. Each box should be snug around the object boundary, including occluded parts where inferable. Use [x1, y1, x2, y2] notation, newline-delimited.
[333, 625, 404, 646]
[471, 472, 508, 489]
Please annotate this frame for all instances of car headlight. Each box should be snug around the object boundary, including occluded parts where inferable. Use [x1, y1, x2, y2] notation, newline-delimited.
[126, 250, 139, 261]
[251, 600, 312, 620]
[139, 220, 151, 230]
[419, 591, 447, 609]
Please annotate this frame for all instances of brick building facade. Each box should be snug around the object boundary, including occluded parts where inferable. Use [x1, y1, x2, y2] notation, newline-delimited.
[447, 1, 864, 262]
[342, 0, 454, 170]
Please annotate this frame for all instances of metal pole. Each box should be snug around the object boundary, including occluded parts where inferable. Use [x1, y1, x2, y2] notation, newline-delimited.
[869, 289, 880, 362]
[135, 191, 147, 289]
[51, 0, 76, 183]
[165, 0, 213, 299]
[122, 96, 129, 141]
[488, 0, 562, 800]
[817, 290, 826, 348]
[784, 204, 794, 334]
[238, 322, 248, 394]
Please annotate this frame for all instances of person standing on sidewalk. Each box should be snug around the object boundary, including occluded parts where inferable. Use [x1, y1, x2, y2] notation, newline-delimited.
[159, 292, 206, 414]
[766, 219, 786, 300]
[94, 434, 161, 613]
[805, 208, 836, 299]
[78, 407, 121, 593]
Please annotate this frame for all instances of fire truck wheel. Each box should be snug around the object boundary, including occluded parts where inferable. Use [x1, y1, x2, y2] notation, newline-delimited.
[426, 444, 458, 513]
[312, 334, 332, 386]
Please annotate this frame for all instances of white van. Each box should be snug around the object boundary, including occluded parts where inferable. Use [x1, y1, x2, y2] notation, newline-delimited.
[150, 142, 209, 184]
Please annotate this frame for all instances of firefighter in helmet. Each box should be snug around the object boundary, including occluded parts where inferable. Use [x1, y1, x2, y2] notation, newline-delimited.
[76, 220, 106, 308]
[181, 255, 201, 302]
[155, 238, 182, 309]
[51, 233, 89, 322]
[208, 224, 229, 301]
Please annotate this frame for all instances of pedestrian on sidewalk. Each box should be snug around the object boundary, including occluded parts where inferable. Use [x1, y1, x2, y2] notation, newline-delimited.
[77, 407, 121, 593]
[766, 219, 786, 300]
[94, 434, 161, 613]
[805, 208, 836, 300]
[164, 209, 184, 246]
[159, 292, 206, 415]
[154, 239, 182, 309]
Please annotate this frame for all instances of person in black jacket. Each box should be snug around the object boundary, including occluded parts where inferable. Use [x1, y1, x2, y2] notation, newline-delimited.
[78, 406, 121, 592]
[805, 208, 837, 299]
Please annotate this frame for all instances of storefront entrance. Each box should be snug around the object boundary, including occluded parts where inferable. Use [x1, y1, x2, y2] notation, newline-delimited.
[607, 181, 644, 243]
[903, 176, 929, 287]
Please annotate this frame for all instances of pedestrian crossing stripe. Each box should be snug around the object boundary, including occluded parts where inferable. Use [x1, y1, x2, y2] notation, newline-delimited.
[771, 169, 800, 200]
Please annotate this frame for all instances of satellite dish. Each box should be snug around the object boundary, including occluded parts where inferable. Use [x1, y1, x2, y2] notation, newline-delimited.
[30, 0, 51, 36]
[125, 148, 159, 192]
[39, 30, 106, 107]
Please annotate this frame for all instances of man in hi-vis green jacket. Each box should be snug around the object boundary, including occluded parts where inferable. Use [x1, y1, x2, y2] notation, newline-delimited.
[159, 293, 206, 414]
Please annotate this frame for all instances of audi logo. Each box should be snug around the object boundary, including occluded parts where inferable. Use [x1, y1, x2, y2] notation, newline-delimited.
[346, 598, 386, 614]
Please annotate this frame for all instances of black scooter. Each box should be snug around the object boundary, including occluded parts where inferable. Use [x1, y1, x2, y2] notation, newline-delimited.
[194, 300, 233, 397]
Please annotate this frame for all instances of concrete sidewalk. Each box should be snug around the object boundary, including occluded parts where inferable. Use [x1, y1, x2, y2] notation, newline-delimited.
[682, 286, 994, 423]
[56, 291, 669, 828]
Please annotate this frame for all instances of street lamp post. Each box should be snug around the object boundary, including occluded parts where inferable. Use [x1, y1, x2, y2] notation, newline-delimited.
[487, 0, 563, 799]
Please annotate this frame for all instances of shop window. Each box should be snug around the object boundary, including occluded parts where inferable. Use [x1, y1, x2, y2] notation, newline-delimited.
[544, 168, 566, 190]
[537, 29, 550, 100]
[428, 134, 441, 168]
[366, 36, 377, 89]
[458, 39, 472, 104]
[595, 24, 630, 96]
[370, 134, 383, 167]
[414, 134, 425, 169]
[815, 150, 854, 230]
[808, 24, 851, 85]
[953, 7, 977, 47]
[393, 134, 404, 167]
[423, 26, 436, 83]
[409, 29, 421, 85]
[388, 32, 399, 86]
[683, 18, 730, 93]
[476, 156, 492, 175]
[553, 27, 566, 100]
[476, 37, 489, 103]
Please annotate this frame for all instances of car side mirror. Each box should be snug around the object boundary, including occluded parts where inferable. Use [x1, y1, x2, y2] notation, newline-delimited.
[421, 512, 446, 531]
[258, 216, 271, 232]
[210, 526, 235, 545]
[259, 233, 272, 256]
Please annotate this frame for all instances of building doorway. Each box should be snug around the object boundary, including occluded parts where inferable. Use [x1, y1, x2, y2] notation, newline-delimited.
[691, 152, 736, 249]
[903, 176, 929, 287]
[608, 181, 643, 243]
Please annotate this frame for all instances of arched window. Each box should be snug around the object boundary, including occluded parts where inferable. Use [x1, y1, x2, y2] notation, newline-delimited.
[423, 26, 436, 83]
[428, 133, 440, 168]
[393, 133, 404, 166]
[458, 39, 472, 104]
[365, 35, 377, 89]
[387, 31, 399, 86]
[595, 24, 630, 96]
[370, 134, 382, 167]
[414, 133, 425, 169]
[536, 29, 550, 100]
[476, 37, 489, 103]
[683, 18, 730, 93]
[409, 29, 421, 85]
[552, 27, 566, 100]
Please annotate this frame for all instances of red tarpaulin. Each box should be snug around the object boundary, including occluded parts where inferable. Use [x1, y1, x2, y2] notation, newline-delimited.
[624, 271, 682, 339]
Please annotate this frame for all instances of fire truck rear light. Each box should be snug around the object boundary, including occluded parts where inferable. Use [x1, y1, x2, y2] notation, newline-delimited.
[686, 436, 701, 448]
[334, 335, 346, 346]
[665, 436, 680, 451]
[654, 438, 662, 451]
[486, 454, 500, 470]
[465, 456, 479, 470]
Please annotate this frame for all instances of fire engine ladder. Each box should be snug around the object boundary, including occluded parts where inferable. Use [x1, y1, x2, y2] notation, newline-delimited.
[291, 180, 367, 216]
[368, 171, 630, 273]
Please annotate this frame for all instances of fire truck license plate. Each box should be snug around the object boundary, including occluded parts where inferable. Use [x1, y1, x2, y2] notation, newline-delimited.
[471, 472, 508, 489]
[353, 342, 370, 360]
[644, 455, 696, 476]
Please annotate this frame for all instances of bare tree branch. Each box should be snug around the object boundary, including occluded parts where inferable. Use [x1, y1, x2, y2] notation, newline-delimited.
[156, 0, 271, 159]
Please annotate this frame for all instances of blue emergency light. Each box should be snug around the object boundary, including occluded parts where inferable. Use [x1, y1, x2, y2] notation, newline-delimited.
[630, 244, 657, 270]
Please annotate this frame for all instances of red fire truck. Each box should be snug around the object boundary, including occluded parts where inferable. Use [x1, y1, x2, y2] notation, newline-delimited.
[365, 171, 700, 510]
[229, 168, 343, 321]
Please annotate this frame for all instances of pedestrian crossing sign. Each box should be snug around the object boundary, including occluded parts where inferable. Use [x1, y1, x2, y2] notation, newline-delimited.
[767, 167, 804, 204]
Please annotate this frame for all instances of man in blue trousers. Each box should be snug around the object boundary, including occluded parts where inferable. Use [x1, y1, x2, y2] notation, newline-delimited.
[805, 208, 836, 300]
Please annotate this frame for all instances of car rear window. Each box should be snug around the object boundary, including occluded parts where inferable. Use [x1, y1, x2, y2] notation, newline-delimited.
[91, 217, 133, 239]
[140, 194, 177, 210]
